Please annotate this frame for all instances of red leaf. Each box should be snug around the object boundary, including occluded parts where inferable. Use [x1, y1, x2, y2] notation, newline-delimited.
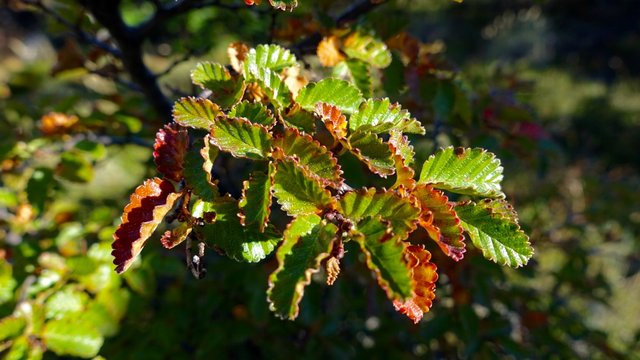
[153, 123, 189, 182]
[413, 184, 465, 261]
[112, 178, 182, 273]
[393, 245, 438, 323]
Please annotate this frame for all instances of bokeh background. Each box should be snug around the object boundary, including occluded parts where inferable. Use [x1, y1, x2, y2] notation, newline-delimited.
[1, 0, 639, 358]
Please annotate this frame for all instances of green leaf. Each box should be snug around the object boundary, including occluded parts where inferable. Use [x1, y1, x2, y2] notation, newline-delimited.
[348, 131, 395, 177]
[228, 101, 276, 128]
[239, 163, 275, 232]
[349, 98, 425, 134]
[43, 318, 103, 358]
[56, 151, 93, 183]
[183, 136, 219, 201]
[455, 200, 533, 267]
[338, 188, 420, 240]
[172, 97, 222, 130]
[45, 286, 88, 319]
[267, 214, 338, 319]
[209, 116, 272, 159]
[274, 127, 343, 187]
[246, 67, 291, 109]
[282, 104, 315, 133]
[389, 130, 415, 166]
[418, 147, 505, 198]
[194, 197, 279, 262]
[343, 32, 392, 69]
[244, 44, 297, 73]
[352, 216, 413, 300]
[345, 59, 372, 98]
[0, 316, 25, 341]
[272, 157, 335, 216]
[296, 78, 363, 114]
[190, 62, 245, 108]
[27, 167, 53, 215]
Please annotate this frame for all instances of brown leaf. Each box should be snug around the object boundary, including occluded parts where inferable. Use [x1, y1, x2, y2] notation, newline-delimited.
[317, 36, 345, 67]
[393, 245, 438, 323]
[51, 38, 85, 76]
[160, 222, 193, 249]
[153, 123, 189, 182]
[228, 42, 250, 74]
[112, 178, 182, 273]
[39, 112, 79, 136]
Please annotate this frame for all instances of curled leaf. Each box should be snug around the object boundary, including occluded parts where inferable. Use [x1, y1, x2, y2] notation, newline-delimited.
[267, 215, 338, 319]
[314, 102, 348, 143]
[112, 178, 182, 273]
[172, 97, 222, 130]
[160, 222, 193, 249]
[393, 245, 438, 324]
[343, 32, 392, 69]
[413, 184, 465, 261]
[348, 131, 396, 177]
[153, 123, 189, 182]
[238, 163, 275, 232]
[228, 42, 249, 74]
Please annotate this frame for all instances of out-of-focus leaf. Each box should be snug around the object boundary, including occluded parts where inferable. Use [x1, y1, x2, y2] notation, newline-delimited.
[414, 184, 465, 261]
[272, 156, 334, 216]
[338, 188, 420, 240]
[351, 216, 413, 300]
[190, 62, 245, 109]
[209, 116, 272, 159]
[348, 130, 395, 177]
[317, 36, 345, 67]
[456, 200, 533, 267]
[228, 101, 276, 128]
[267, 214, 337, 319]
[84, 302, 119, 337]
[239, 164, 275, 232]
[418, 147, 504, 198]
[26, 168, 54, 214]
[74, 140, 106, 161]
[268, 0, 298, 11]
[345, 59, 372, 98]
[296, 78, 363, 114]
[0, 316, 25, 341]
[43, 318, 103, 358]
[393, 245, 438, 323]
[343, 32, 392, 69]
[274, 127, 343, 187]
[44, 286, 88, 319]
[153, 123, 189, 182]
[172, 97, 222, 130]
[112, 178, 182, 273]
[349, 98, 425, 134]
[56, 151, 93, 183]
[195, 197, 279, 262]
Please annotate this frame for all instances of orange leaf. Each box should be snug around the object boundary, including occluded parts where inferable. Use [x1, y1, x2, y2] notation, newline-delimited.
[153, 123, 189, 182]
[393, 245, 438, 323]
[39, 112, 79, 136]
[112, 178, 182, 273]
[314, 103, 348, 143]
[317, 36, 345, 67]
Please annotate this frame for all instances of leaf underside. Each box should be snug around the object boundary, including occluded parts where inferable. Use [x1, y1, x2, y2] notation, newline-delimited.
[267, 215, 338, 319]
[153, 123, 189, 182]
[393, 245, 438, 324]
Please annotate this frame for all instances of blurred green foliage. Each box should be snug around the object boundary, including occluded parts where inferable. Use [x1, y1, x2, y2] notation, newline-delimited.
[1, 0, 639, 358]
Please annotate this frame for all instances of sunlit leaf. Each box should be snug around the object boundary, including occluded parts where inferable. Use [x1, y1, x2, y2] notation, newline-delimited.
[209, 116, 272, 159]
[112, 178, 182, 273]
[314, 102, 348, 143]
[274, 127, 343, 187]
[389, 130, 415, 166]
[244, 44, 297, 72]
[239, 163, 275, 232]
[351, 216, 413, 300]
[296, 78, 363, 114]
[191, 62, 245, 108]
[153, 123, 189, 182]
[268, 0, 298, 11]
[393, 245, 438, 323]
[267, 215, 338, 319]
[349, 98, 425, 134]
[229, 101, 276, 128]
[43, 318, 103, 358]
[345, 59, 373, 98]
[172, 97, 222, 130]
[194, 197, 279, 262]
[272, 156, 334, 216]
[183, 135, 219, 201]
[317, 36, 345, 67]
[160, 222, 193, 249]
[419, 147, 504, 198]
[227, 41, 249, 73]
[348, 130, 395, 177]
[338, 188, 420, 240]
[456, 200, 533, 267]
[0, 316, 25, 341]
[414, 185, 465, 260]
[343, 32, 392, 69]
